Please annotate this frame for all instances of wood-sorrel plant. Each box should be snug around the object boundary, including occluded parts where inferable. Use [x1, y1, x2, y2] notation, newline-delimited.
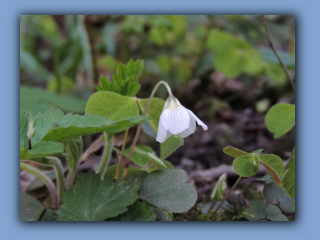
[20, 56, 295, 221]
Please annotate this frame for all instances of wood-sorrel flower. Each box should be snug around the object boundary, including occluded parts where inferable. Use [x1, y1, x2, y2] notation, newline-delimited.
[156, 96, 208, 143]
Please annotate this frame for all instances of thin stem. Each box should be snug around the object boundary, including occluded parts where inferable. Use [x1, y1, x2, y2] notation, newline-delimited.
[66, 169, 75, 189]
[208, 201, 216, 212]
[21, 157, 65, 201]
[210, 176, 242, 220]
[261, 15, 295, 93]
[122, 81, 173, 177]
[98, 132, 114, 179]
[20, 162, 59, 209]
[153, 164, 158, 171]
[115, 128, 130, 180]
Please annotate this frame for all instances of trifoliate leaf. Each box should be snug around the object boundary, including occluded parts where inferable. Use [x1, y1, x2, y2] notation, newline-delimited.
[233, 155, 260, 177]
[223, 147, 253, 158]
[20, 192, 45, 221]
[140, 169, 197, 213]
[107, 201, 156, 221]
[265, 103, 295, 138]
[96, 59, 143, 97]
[58, 172, 140, 221]
[31, 109, 148, 145]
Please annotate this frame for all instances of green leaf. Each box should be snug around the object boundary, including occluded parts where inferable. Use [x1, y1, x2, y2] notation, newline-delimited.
[96, 59, 143, 97]
[223, 147, 253, 158]
[211, 173, 227, 202]
[258, 154, 284, 187]
[20, 110, 30, 149]
[245, 200, 266, 221]
[31, 109, 148, 145]
[138, 97, 164, 132]
[20, 86, 87, 117]
[252, 149, 263, 154]
[121, 145, 153, 167]
[58, 172, 140, 221]
[140, 169, 197, 213]
[213, 47, 246, 78]
[108, 201, 156, 221]
[265, 103, 295, 138]
[120, 171, 149, 188]
[283, 149, 295, 201]
[153, 208, 172, 221]
[206, 30, 234, 52]
[63, 137, 83, 172]
[86, 91, 139, 121]
[20, 141, 66, 160]
[20, 192, 44, 221]
[147, 160, 174, 173]
[160, 135, 184, 160]
[263, 182, 295, 213]
[41, 209, 58, 221]
[233, 155, 260, 177]
[267, 204, 289, 221]
[105, 164, 143, 179]
[133, 147, 166, 168]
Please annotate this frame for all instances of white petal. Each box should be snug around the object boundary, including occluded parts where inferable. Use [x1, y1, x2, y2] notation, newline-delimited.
[156, 113, 170, 143]
[162, 106, 190, 134]
[185, 108, 208, 130]
[178, 116, 196, 138]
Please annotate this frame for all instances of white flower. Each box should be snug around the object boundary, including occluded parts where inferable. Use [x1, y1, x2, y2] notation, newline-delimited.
[156, 96, 208, 143]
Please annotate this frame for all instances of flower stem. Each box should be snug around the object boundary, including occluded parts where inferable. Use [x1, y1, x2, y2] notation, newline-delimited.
[208, 201, 216, 212]
[21, 157, 65, 202]
[98, 132, 114, 179]
[210, 176, 242, 220]
[122, 80, 173, 177]
[20, 162, 59, 209]
[261, 15, 295, 93]
[115, 128, 130, 180]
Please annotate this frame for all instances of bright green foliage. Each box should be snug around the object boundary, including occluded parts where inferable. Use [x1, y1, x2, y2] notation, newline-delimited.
[233, 155, 260, 177]
[105, 165, 143, 179]
[223, 147, 253, 158]
[153, 208, 172, 221]
[20, 192, 44, 221]
[160, 135, 184, 160]
[282, 149, 295, 198]
[138, 97, 165, 132]
[263, 182, 295, 213]
[20, 141, 66, 160]
[258, 154, 284, 187]
[20, 110, 30, 149]
[252, 149, 263, 154]
[86, 91, 139, 121]
[120, 171, 149, 188]
[265, 103, 295, 138]
[140, 169, 197, 213]
[20, 86, 87, 117]
[96, 59, 143, 97]
[147, 160, 174, 173]
[58, 172, 140, 221]
[133, 147, 166, 168]
[211, 173, 227, 202]
[245, 200, 288, 221]
[115, 145, 153, 167]
[108, 201, 156, 221]
[63, 137, 82, 172]
[31, 109, 148, 145]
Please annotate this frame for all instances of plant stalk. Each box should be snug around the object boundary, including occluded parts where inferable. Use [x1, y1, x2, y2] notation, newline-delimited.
[21, 157, 65, 201]
[20, 162, 59, 209]
[122, 80, 173, 177]
[261, 15, 295, 93]
[98, 132, 114, 179]
[115, 128, 130, 180]
[210, 176, 242, 220]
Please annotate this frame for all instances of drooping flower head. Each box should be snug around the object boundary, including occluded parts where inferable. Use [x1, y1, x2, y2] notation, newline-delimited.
[156, 96, 208, 143]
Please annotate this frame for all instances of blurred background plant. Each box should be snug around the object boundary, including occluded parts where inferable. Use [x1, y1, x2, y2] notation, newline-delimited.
[20, 15, 295, 208]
